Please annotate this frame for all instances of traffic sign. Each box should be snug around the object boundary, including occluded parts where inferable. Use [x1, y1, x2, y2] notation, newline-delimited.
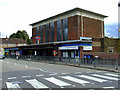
[36, 36, 41, 41]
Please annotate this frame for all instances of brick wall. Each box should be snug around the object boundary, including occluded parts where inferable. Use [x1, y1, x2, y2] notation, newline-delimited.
[32, 15, 104, 46]
[81, 52, 119, 64]
[83, 17, 102, 38]
[32, 28, 36, 44]
[68, 15, 78, 40]
[92, 47, 101, 52]
[54, 21, 57, 42]
[81, 52, 118, 59]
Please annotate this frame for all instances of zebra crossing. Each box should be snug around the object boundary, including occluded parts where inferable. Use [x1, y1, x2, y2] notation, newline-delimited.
[5, 72, 119, 89]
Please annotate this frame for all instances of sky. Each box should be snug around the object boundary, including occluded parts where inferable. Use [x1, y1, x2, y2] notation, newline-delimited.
[0, 0, 119, 38]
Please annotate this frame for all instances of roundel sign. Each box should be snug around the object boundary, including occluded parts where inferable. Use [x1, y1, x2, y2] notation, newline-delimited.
[53, 50, 57, 56]
[36, 36, 41, 41]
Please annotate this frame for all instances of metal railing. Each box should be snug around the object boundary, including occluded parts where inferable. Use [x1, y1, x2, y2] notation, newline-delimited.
[5, 55, 119, 70]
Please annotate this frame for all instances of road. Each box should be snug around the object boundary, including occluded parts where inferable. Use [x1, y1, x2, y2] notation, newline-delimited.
[0, 58, 119, 90]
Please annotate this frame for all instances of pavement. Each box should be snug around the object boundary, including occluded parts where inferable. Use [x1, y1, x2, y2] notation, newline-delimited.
[18, 57, 120, 73]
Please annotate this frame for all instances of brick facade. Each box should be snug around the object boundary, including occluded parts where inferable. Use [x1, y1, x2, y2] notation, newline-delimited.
[32, 15, 104, 52]
[83, 17, 102, 38]
[32, 28, 36, 44]
[54, 21, 57, 42]
[31, 8, 106, 53]
[68, 15, 78, 40]
[32, 16, 104, 42]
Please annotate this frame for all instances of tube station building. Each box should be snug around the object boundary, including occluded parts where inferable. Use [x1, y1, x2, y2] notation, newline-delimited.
[5, 8, 107, 58]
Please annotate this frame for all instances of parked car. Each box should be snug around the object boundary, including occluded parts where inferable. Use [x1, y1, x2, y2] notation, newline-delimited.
[0, 54, 5, 59]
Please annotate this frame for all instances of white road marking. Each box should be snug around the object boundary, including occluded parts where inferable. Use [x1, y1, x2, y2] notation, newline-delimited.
[105, 73, 119, 77]
[6, 82, 21, 88]
[102, 86, 115, 89]
[92, 74, 118, 80]
[44, 77, 71, 87]
[49, 73, 57, 76]
[87, 69, 91, 70]
[25, 79, 48, 89]
[25, 65, 28, 68]
[38, 68, 57, 74]
[0, 60, 3, 62]
[7, 62, 9, 63]
[8, 77, 17, 80]
[62, 73, 68, 75]
[22, 76, 31, 78]
[60, 76, 89, 85]
[36, 75, 44, 77]
[77, 75, 107, 83]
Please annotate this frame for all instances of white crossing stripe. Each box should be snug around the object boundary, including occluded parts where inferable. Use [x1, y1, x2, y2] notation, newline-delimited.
[7, 62, 9, 63]
[77, 75, 107, 83]
[92, 74, 118, 80]
[8, 77, 17, 80]
[36, 75, 44, 77]
[6, 82, 21, 88]
[104, 73, 119, 77]
[22, 76, 31, 78]
[25, 79, 48, 89]
[44, 77, 71, 87]
[62, 73, 68, 75]
[102, 86, 115, 89]
[60, 76, 89, 84]
[49, 73, 57, 76]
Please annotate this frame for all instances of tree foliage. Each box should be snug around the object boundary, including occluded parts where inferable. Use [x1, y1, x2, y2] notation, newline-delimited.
[9, 30, 31, 44]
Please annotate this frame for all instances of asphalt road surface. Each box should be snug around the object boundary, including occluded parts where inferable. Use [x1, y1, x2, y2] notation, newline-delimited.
[0, 58, 119, 90]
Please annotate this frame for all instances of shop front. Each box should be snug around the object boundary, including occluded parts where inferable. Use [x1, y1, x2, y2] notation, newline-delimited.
[59, 43, 92, 58]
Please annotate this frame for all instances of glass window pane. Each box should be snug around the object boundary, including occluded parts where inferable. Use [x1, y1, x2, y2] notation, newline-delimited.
[45, 23, 49, 43]
[63, 18, 68, 41]
[40, 26, 43, 43]
[50, 22, 54, 42]
[57, 20, 62, 41]
[36, 26, 39, 43]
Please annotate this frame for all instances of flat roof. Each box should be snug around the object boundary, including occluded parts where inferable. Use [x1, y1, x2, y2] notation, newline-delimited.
[30, 7, 107, 26]
[4, 39, 92, 49]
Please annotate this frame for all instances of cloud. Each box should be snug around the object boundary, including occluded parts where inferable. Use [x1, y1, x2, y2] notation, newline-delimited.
[105, 22, 118, 38]
[0, 2, 5, 5]
[0, 32, 6, 38]
[105, 32, 110, 36]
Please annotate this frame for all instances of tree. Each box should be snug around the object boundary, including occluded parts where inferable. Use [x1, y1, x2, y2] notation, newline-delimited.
[9, 30, 31, 44]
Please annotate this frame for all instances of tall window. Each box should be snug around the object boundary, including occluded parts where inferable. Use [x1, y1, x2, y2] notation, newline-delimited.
[57, 20, 62, 41]
[36, 26, 39, 36]
[40, 26, 43, 43]
[63, 18, 68, 41]
[45, 23, 49, 43]
[36, 26, 39, 43]
[50, 22, 54, 42]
